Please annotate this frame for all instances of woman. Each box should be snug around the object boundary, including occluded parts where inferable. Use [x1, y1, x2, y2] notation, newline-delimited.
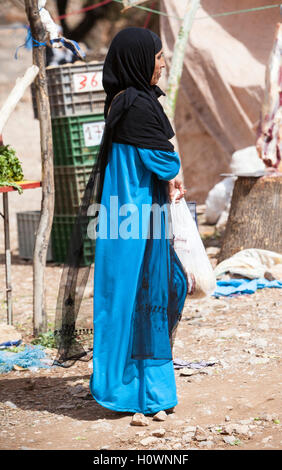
[88, 27, 189, 415]
[54, 27, 189, 416]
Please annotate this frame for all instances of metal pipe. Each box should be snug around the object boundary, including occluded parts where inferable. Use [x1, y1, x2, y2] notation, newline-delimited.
[3, 192, 13, 325]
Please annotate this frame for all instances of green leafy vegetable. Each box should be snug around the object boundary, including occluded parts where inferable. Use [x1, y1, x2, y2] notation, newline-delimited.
[31, 330, 56, 348]
[0, 144, 24, 193]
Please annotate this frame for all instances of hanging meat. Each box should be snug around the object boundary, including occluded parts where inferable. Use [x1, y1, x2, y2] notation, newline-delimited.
[256, 22, 282, 170]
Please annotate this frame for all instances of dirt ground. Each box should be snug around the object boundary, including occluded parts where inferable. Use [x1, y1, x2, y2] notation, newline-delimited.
[0, 271, 281, 451]
[0, 20, 281, 452]
[0, 200, 281, 452]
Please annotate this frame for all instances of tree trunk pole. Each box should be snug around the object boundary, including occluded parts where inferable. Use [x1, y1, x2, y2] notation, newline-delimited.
[218, 175, 282, 263]
[24, 0, 54, 336]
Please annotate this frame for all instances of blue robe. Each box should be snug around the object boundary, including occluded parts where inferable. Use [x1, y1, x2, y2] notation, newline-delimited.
[89, 142, 185, 414]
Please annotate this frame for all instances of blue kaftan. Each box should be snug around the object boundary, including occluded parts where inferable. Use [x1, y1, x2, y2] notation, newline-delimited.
[89, 142, 185, 414]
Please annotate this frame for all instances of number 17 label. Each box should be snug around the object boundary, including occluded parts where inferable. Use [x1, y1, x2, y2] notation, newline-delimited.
[83, 121, 105, 147]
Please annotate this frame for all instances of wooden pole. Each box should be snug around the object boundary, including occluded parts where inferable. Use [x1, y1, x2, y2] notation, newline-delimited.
[0, 134, 13, 325]
[163, 0, 200, 182]
[2, 192, 13, 325]
[0, 66, 39, 325]
[24, 0, 54, 336]
[0, 66, 39, 134]
[163, 0, 200, 121]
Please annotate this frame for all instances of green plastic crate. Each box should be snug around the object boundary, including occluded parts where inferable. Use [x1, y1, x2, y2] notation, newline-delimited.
[51, 214, 95, 266]
[54, 165, 93, 215]
[52, 114, 105, 166]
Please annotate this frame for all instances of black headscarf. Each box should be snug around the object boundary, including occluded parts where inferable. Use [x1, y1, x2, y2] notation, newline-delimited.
[103, 27, 175, 152]
[53, 28, 187, 367]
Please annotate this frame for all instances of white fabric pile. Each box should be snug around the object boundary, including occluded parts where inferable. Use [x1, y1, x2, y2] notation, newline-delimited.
[214, 249, 282, 280]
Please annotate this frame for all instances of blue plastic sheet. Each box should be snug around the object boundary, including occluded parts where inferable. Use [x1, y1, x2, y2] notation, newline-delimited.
[0, 345, 51, 373]
[0, 339, 22, 349]
[213, 278, 282, 297]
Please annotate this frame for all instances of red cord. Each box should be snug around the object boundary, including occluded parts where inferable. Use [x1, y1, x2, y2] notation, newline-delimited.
[56, 0, 113, 21]
[143, 1, 156, 28]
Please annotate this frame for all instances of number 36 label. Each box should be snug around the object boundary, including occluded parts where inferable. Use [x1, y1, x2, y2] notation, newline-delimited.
[83, 121, 105, 147]
[73, 71, 103, 93]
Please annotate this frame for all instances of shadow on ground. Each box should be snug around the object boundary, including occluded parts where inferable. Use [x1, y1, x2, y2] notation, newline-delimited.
[0, 373, 132, 421]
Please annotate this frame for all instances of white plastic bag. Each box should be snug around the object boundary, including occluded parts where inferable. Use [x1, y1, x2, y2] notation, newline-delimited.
[205, 176, 236, 225]
[170, 191, 217, 299]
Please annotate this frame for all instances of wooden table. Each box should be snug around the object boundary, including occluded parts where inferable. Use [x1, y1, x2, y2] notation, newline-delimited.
[0, 180, 42, 324]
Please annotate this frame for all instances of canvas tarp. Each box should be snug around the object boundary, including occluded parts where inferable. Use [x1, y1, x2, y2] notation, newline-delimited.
[160, 0, 280, 202]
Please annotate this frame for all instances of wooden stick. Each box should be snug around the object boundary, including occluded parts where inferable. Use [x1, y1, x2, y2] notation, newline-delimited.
[163, 0, 200, 183]
[0, 65, 39, 135]
[121, 1, 147, 12]
[163, 0, 200, 121]
[24, 0, 54, 337]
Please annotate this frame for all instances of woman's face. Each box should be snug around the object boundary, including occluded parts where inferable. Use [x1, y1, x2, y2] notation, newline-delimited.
[150, 49, 166, 86]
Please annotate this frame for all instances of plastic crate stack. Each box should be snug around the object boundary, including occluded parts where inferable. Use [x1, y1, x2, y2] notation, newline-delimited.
[47, 62, 106, 266]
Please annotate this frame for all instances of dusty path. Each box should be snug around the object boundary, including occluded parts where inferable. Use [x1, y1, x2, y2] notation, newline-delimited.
[0, 283, 281, 450]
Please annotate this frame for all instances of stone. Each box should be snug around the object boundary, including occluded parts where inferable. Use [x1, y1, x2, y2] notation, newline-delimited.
[248, 357, 270, 365]
[70, 385, 89, 398]
[232, 424, 249, 436]
[199, 440, 214, 448]
[169, 419, 185, 426]
[180, 369, 199, 377]
[219, 328, 240, 338]
[193, 425, 208, 442]
[244, 348, 256, 355]
[57, 404, 75, 409]
[153, 410, 167, 422]
[131, 413, 150, 427]
[257, 322, 269, 331]
[151, 428, 166, 438]
[218, 359, 229, 368]
[182, 434, 193, 443]
[197, 328, 215, 338]
[183, 426, 197, 433]
[206, 247, 220, 257]
[140, 436, 158, 447]
[270, 264, 282, 280]
[251, 338, 268, 348]
[225, 416, 231, 422]
[135, 431, 146, 437]
[238, 332, 251, 339]
[4, 401, 18, 409]
[223, 436, 237, 445]
[221, 424, 234, 435]
[223, 423, 249, 436]
[91, 421, 113, 432]
[172, 443, 183, 449]
[239, 419, 253, 425]
[260, 413, 278, 422]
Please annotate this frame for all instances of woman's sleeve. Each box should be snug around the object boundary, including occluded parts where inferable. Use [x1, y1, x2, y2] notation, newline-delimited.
[137, 147, 180, 181]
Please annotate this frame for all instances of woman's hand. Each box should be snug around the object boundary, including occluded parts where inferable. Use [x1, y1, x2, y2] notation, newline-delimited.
[168, 175, 187, 203]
